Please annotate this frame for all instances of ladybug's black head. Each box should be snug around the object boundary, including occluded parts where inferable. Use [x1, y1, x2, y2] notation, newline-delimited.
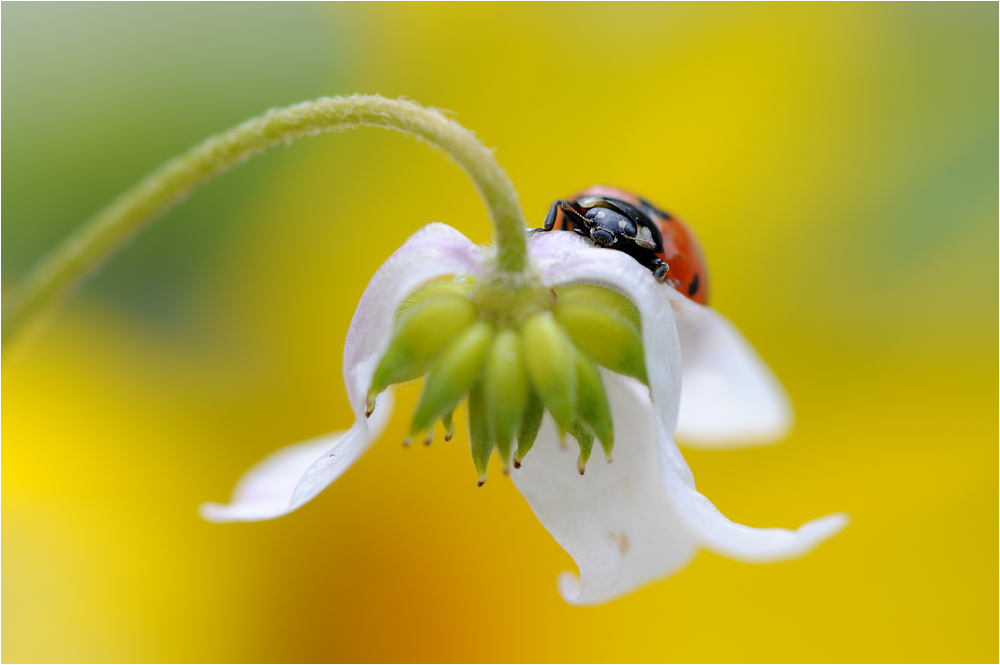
[543, 195, 664, 253]
[583, 207, 635, 247]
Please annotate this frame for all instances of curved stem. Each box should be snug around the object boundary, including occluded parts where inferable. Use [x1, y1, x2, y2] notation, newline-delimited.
[2, 95, 529, 345]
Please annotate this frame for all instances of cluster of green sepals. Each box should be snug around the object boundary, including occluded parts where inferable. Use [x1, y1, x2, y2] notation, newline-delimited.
[366, 277, 647, 486]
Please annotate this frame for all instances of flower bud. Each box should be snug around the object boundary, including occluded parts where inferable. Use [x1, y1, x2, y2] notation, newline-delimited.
[556, 284, 641, 333]
[441, 410, 456, 442]
[522, 312, 577, 430]
[554, 299, 647, 384]
[468, 380, 492, 486]
[568, 421, 595, 474]
[396, 278, 471, 315]
[369, 293, 478, 405]
[482, 329, 528, 470]
[572, 347, 615, 461]
[410, 320, 495, 435]
[514, 391, 544, 468]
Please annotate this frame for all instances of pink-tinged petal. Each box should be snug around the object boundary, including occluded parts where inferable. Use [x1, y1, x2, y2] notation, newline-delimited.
[199, 393, 394, 523]
[667, 291, 793, 447]
[513, 374, 697, 605]
[343, 223, 484, 416]
[202, 223, 483, 522]
[530, 231, 846, 570]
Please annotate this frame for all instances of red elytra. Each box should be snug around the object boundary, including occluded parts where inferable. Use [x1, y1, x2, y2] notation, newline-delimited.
[562, 185, 709, 305]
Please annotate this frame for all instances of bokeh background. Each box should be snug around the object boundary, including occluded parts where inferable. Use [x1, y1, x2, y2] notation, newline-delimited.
[3, 3, 996, 662]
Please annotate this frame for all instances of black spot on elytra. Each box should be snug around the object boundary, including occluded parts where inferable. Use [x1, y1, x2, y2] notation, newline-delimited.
[688, 273, 700, 296]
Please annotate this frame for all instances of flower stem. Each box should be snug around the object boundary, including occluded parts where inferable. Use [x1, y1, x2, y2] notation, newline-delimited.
[1, 95, 529, 346]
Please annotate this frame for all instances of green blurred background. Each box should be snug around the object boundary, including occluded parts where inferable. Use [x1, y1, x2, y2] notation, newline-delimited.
[3, 3, 996, 662]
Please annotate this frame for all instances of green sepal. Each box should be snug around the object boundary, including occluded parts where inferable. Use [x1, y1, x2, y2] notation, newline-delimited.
[482, 329, 528, 470]
[495, 434, 513, 472]
[554, 301, 647, 384]
[555, 284, 641, 333]
[441, 410, 456, 442]
[396, 279, 472, 316]
[522, 312, 577, 430]
[514, 390, 544, 468]
[572, 347, 615, 461]
[568, 421, 595, 475]
[410, 320, 495, 435]
[370, 294, 478, 399]
[468, 380, 492, 486]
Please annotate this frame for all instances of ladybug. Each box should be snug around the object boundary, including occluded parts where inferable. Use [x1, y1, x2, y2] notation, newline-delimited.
[541, 185, 709, 305]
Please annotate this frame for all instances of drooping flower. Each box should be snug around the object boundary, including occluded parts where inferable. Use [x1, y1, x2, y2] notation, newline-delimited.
[201, 223, 846, 605]
[0, 89, 840, 605]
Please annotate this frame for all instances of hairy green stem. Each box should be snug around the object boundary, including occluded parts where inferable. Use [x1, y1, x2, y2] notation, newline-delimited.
[2, 95, 529, 346]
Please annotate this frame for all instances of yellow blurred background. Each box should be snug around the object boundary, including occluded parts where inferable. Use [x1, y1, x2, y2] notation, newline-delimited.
[3, 3, 996, 662]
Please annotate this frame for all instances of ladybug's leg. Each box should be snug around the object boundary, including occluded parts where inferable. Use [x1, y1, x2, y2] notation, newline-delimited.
[650, 258, 670, 282]
[538, 200, 589, 235]
[542, 200, 591, 233]
[542, 201, 561, 231]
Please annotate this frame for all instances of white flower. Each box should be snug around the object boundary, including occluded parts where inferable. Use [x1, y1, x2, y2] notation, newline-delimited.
[201, 223, 847, 605]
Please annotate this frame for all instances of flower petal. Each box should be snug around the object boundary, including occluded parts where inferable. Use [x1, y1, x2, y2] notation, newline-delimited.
[512, 374, 697, 606]
[199, 393, 394, 523]
[529, 231, 846, 573]
[201, 223, 483, 522]
[616, 377, 849, 561]
[343, 223, 484, 417]
[666, 291, 793, 447]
